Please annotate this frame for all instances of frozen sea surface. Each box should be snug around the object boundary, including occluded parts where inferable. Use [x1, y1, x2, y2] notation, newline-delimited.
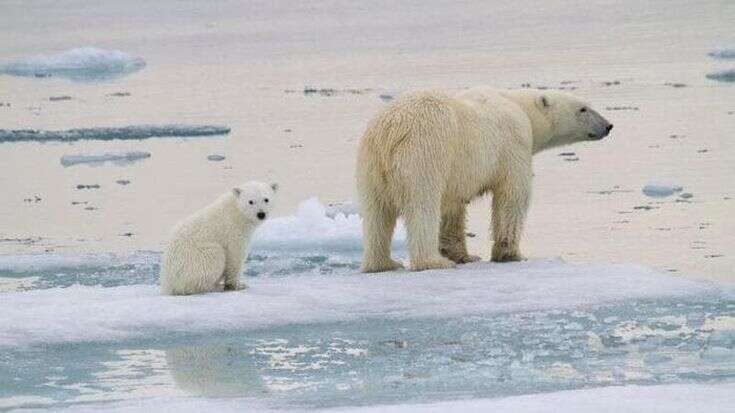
[1, 200, 734, 411]
[0, 47, 145, 82]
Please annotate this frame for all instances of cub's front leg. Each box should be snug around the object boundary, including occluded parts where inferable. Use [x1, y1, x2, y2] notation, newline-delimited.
[223, 242, 246, 291]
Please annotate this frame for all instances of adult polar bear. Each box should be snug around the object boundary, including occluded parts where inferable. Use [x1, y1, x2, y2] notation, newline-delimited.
[356, 87, 613, 272]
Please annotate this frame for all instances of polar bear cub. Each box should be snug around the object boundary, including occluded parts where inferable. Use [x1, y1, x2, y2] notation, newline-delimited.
[160, 181, 278, 295]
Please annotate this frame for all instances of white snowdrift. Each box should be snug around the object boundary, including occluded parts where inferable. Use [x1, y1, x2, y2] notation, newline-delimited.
[0, 259, 717, 347]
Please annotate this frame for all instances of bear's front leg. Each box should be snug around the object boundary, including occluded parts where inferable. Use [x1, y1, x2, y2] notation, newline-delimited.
[490, 174, 531, 263]
[223, 268, 242, 291]
[223, 244, 246, 291]
[440, 203, 481, 264]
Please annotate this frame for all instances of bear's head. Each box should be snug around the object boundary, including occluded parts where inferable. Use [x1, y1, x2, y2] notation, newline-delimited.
[529, 91, 613, 151]
[232, 181, 278, 223]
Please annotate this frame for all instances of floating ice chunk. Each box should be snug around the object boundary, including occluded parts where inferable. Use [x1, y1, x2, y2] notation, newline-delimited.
[253, 197, 405, 251]
[707, 69, 735, 82]
[325, 201, 360, 218]
[60, 151, 151, 167]
[0, 47, 145, 81]
[0, 124, 230, 143]
[641, 184, 683, 198]
[708, 48, 735, 59]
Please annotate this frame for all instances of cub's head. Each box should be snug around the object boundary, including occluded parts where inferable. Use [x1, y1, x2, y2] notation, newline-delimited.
[232, 181, 278, 223]
[533, 91, 613, 149]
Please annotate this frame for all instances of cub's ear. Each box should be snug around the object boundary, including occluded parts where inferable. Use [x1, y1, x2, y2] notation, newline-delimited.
[270, 182, 279, 192]
[232, 187, 242, 197]
[536, 95, 550, 110]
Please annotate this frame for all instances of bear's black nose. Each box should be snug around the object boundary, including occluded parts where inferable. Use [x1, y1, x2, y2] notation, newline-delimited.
[606, 124, 614, 132]
[257, 212, 266, 220]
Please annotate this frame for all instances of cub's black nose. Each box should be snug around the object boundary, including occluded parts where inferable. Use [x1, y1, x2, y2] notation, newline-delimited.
[606, 124, 614, 132]
[257, 212, 266, 220]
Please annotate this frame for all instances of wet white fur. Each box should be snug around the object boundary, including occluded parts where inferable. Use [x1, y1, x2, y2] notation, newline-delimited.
[160, 181, 277, 295]
[356, 87, 611, 272]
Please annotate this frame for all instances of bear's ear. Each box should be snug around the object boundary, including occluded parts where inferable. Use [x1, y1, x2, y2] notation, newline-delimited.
[232, 187, 242, 197]
[536, 95, 550, 110]
[270, 182, 279, 192]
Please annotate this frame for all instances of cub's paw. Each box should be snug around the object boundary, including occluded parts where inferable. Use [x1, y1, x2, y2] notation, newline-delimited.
[361, 259, 404, 273]
[410, 256, 456, 271]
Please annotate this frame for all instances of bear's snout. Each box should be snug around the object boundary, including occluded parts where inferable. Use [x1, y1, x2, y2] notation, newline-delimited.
[257, 211, 266, 220]
[588, 122, 613, 140]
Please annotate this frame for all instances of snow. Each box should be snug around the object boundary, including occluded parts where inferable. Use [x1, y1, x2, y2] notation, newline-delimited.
[0, 47, 145, 81]
[0, 125, 231, 143]
[60, 151, 151, 167]
[0, 258, 719, 348]
[641, 184, 683, 198]
[31, 382, 735, 412]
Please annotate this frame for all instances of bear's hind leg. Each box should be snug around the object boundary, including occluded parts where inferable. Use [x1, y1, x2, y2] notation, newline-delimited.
[361, 199, 403, 273]
[161, 242, 226, 295]
[440, 203, 481, 264]
[182, 243, 227, 294]
[404, 196, 455, 271]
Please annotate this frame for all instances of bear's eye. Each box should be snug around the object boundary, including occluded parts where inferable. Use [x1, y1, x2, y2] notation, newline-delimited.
[248, 200, 254, 205]
[579, 107, 587, 113]
[264, 198, 269, 203]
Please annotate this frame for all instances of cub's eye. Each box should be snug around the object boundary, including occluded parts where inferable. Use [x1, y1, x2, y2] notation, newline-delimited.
[248, 200, 254, 205]
[579, 107, 587, 113]
[264, 198, 269, 203]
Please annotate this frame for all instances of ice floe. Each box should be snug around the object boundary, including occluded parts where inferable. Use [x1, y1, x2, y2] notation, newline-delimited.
[0, 47, 145, 81]
[60, 151, 151, 167]
[0, 125, 230, 143]
[641, 184, 683, 198]
[0, 258, 721, 348]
